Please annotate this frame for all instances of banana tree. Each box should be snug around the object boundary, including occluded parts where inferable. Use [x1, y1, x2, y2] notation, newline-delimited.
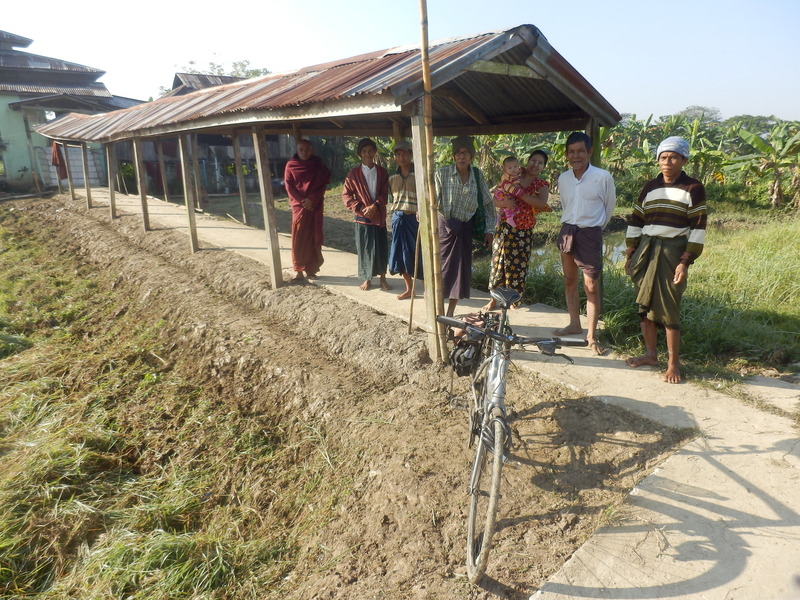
[734, 121, 800, 207]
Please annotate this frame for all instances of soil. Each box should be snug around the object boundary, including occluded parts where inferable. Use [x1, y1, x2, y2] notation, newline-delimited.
[0, 193, 691, 599]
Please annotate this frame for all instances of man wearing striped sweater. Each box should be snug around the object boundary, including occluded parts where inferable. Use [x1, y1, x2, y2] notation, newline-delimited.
[624, 136, 707, 383]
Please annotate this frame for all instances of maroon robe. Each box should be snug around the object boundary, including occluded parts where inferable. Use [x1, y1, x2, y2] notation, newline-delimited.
[284, 154, 331, 275]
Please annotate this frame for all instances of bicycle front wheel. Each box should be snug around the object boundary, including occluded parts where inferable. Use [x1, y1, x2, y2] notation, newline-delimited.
[465, 417, 505, 583]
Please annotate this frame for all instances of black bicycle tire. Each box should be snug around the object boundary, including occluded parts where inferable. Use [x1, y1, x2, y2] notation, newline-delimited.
[465, 417, 505, 583]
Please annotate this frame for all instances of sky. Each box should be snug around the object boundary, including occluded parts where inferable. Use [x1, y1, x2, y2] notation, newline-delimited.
[5, 0, 800, 122]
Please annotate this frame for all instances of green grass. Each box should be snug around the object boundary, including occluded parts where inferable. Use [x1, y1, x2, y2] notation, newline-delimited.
[0, 220, 353, 599]
[473, 213, 800, 378]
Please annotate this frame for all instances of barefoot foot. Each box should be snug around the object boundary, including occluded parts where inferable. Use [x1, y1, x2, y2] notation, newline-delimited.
[359, 280, 372, 291]
[625, 354, 658, 368]
[663, 365, 682, 383]
[588, 340, 608, 356]
[397, 290, 412, 300]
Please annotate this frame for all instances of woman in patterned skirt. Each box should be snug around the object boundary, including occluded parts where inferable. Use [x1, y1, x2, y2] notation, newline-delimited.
[483, 150, 551, 310]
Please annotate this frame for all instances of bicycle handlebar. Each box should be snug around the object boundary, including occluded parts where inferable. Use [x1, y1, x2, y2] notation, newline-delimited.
[435, 315, 588, 349]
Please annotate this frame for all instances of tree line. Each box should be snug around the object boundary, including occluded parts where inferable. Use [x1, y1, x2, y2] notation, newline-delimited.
[321, 106, 800, 212]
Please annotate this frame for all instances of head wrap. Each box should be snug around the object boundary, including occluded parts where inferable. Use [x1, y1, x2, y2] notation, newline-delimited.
[657, 136, 690, 160]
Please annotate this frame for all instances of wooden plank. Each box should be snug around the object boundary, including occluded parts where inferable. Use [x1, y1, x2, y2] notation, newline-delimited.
[132, 137, 151, 231]
[232, 131, 249, 225]
[252, 125, 283, 289]
[178, 135, 200, 253]
[80, 142, 93, 208]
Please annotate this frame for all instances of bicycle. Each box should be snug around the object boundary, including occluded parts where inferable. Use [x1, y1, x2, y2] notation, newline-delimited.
[436, 286, 587, 584]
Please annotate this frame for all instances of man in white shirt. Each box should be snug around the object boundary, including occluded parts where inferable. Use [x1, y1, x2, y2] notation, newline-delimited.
[554, 132, 616, 355]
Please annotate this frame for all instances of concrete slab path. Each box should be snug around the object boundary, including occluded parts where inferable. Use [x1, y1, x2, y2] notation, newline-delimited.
[84, 190, 800, 600]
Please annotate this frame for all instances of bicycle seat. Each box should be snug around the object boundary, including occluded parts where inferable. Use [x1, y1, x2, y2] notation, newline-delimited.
[489, 287, 521, 309]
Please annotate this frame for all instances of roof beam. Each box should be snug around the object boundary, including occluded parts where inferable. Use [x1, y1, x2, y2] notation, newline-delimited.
[465, 60, 544, 79]
[432, 87, 490, 125]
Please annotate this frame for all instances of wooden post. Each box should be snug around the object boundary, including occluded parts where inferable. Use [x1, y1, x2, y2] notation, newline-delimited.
[106, 142, 118, 218]
[411, 110, 445, 360]
[232, 131, 249, 225]
[80, 142, 93, 208]
[252, 125, 282, 289]
[156, 140, 170, 202]
[63, 143, 77, 202]
[132, 137, 151, 231]
[178, 135, 200, 253]
[392, 121, 403, 143]
[417, 0, 447, 361]
[191, 134, 204, 209]
[54, 142, 64, 194]
[587, 119, 602, 167]
[21, 112, 44, 193]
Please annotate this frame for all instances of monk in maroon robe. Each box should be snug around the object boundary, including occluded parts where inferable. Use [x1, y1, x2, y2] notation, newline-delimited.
[284, 140, 331, 282]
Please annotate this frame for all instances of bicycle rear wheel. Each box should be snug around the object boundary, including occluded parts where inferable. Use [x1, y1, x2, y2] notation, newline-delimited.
[465, 417, 505, 583]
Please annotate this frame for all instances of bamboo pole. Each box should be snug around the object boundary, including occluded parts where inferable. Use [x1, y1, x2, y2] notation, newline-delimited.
[418, 0, 447, 361]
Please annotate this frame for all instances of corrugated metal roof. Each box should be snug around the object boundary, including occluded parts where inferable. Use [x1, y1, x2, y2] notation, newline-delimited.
[0, 31, 32, 50]
[0, 82, 112, 97]
[35, 24, 621, 143]
[0, 50, 104, 74]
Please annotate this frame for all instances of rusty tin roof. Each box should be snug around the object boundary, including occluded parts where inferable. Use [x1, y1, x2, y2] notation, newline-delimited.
[36, 24, 621, 143]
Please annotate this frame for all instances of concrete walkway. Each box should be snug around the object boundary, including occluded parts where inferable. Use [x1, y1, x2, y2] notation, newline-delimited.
[88, 190, 800, 600]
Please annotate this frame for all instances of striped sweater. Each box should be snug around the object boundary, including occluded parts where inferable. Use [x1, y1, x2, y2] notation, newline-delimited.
[626, 172, 707, 265]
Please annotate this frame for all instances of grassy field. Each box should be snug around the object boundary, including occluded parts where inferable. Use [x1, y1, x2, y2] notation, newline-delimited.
[473, 208, 800, 381]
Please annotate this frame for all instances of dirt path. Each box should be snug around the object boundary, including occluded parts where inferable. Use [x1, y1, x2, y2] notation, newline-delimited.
[0, 194, 691, 599]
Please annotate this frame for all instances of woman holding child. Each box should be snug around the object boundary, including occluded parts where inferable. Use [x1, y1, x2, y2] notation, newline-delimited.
[484, 150, 551, 310]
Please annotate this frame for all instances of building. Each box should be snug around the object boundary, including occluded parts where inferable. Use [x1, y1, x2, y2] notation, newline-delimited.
[0, 30, 141, 193]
